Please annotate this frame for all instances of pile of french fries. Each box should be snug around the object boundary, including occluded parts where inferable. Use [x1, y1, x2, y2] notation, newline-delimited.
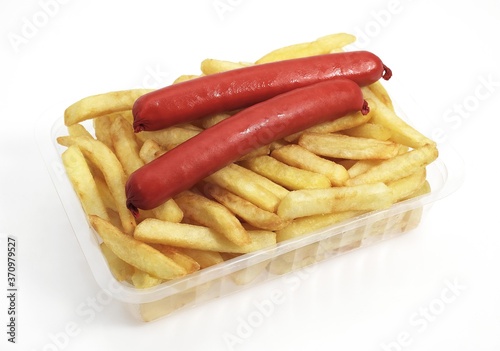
[57, 33, 438, 290]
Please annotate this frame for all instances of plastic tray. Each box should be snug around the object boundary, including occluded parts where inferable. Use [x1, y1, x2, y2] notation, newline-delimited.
[35, 91, 464, 322]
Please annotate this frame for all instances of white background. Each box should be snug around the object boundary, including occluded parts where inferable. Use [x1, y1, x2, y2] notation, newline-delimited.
[1, 0, 500, 350]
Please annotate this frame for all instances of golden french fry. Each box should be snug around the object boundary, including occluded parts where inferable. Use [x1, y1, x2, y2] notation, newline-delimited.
[93, 111, 134, 151]
[100, 242, 135, 282]
[57, 135, 136, 234]
[64, 89, 151, 126]
[130, 268, 163, 289]
[90, 215, 187, 280]
[138, 139, 165, 164]
[276, 211, 365, 242]
[176, 248, 224, 269]
[110, 116, 144, 177]
[136, 126, 201, 148]
[271, 144, 349, 186]
[135, 219, 276, 254]
[284, 110, 372, 142]
[347, 144, 438, 186]
[228, 163, 289, 199]
[61, 145, 110, 221]
[93, 175, 117, 212]
[131, 269, 163, 289]
[202, 182, 288, 231]
[362, 88, 435, 148]
[277, 183, 394, 220]
[402, 180, 431, 201]
[347, 159, 384, 179]
[67, 123, 93, 138]
[388, 167, 427, 202]
[240, 155, 331, 190]
[255, 33, 356, 64]
[231, 260, 270, 285]
[342, 122, 392, 141]
[367, 81, 394, 111]
[94, 114, 116, 151]
[298, 132, 401, 160]
[199, 112, 232, 129]
[151, 200, 184, 223]
[173, 74, 201, 84]
[205, 164, 282, 212]
[237, 145, 271, 161]
[175, 190, 250, 246]
[151, 244, 201, 274]
[200, 59, 252, 75]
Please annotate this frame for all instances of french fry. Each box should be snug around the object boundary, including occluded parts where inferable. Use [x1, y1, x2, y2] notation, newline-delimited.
[174, 190, 250, 246]
[150, 200, 184, 223]
[284, 109, 373, 142]
[100, 242, 135, 282]
[57, 135, 136, 234]
[387, 167, 427, 202]
[94, 175, 118, 213]
[200, 59, 252, 75]
[199, 112, 232, 129]
[342, 122, 392, 141]
[298, 132, 401, 160]
[136, 125, 201, 148]
[94, 114, 116, 151]
[255, 33, 356, 64]
[151, 244, 201, 274]
[138, 139, 165, 164]
[227, 163, 289, 200]
[173, 74, 201, 84]
[204, 164, 282, 212]
[134, 219, 276, 254]
[131, 269, 163, 289]
[90, 215, 187, 280]
[276, 211, 365, 242]
[230, 260, 270, 285]
[271, 144, 349, 186]
[67, 123, 93, 138]
[367, 81, 394, 111]
[237, 145, 271, 161]
[347, 159, 384, 179]
[277, 183, 394, 220]
[202, 182, 288, 231]
[175, 248, 224, 269]
[362, 88, 435, 148]
[240, 155, 331, 190]
[402, 180, 431, 201]
[347, 144, 438, 186]
[110, 116, 144, 177]
[61, 145, 109, 221]
[64, 89, 151, 126]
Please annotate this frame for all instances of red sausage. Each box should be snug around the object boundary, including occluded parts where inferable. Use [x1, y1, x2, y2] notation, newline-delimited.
[132, 51, 390, 132]
[126, 79, 369, 214]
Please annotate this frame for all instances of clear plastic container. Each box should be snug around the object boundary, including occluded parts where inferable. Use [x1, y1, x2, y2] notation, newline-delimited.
[35, 90, 465, 322]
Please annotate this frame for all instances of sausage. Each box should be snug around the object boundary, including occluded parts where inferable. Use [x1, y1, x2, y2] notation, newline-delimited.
[126, 79, 369, 215]
[132, 51, 390, 132]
